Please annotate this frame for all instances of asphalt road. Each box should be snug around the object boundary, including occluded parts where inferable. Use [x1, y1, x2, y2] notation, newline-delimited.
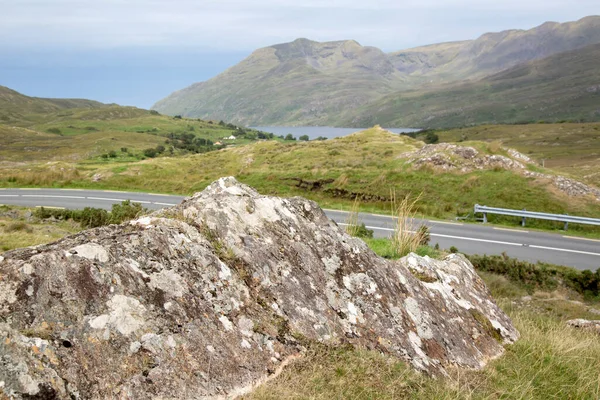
[1, 188, 599, 271]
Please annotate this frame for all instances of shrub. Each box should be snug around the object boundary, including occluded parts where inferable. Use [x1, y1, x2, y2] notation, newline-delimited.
[120, 147, 128, 153]
[149, 110, 160, 115]
[108, 150, 117, 158]
[143, 148, 157, 158]
[46, 128, 62, 135]
[284, 134, 296, 141]
[34, 201, 146, 229]
[449, 246, 458, 253]
[467, 253, 600, 299]
[299, 135, 309, 141]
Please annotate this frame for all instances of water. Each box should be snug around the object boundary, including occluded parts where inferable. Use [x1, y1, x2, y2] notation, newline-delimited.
[251, 126, 420, 140]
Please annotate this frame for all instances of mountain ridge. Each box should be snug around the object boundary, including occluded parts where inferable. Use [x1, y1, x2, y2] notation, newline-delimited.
[152, 15, 600, 128]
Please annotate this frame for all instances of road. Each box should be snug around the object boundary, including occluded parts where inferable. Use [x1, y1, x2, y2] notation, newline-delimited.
[1, 188, 599, 271]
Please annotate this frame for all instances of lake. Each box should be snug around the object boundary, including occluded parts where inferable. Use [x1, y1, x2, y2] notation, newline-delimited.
[251, 126, 420, 140]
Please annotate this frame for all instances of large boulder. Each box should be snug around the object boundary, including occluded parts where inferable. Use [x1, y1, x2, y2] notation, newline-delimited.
[0, 177, 518, 399]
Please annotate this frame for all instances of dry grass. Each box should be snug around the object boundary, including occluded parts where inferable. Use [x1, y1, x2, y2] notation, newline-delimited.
[0, 207, 81, 252]
[246, 289, 600, 400]
[390, 191, 427, 257]
[344, 198, 361, 237]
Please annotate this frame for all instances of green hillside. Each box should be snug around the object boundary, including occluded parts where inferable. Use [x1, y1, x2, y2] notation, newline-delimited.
[344, 43, 600, 128]
[152, 38, 406, 125]
[152, 16, 600, 128]
[0, 85, 106, 125]
[0, 87, 274, 163]
[3, 127, 600, 233]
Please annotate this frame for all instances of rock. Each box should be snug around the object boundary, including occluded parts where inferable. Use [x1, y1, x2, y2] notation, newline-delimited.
[92, 173, 102, 182]
[0, 177, 519, 399]
[566, 319, 600, 334]
[401, 143, 526, 173]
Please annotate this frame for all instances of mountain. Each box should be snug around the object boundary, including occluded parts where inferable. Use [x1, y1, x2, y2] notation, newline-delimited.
[342, 42, 600, 128]
[152, 38, 406, 125]
[390, 15, 600, 82]
[152, 16, 600, 127]
[0, 85, 106, 124]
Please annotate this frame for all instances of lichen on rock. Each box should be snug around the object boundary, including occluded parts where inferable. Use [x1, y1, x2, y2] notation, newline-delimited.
[0, 177, 518, 399]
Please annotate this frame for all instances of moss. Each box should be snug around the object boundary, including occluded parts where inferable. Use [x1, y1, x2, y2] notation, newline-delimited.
[408, 268, 437, 283]
[469, 308, 503, 343]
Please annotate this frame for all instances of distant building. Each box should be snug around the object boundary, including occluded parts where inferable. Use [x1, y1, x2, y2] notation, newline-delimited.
[224, 135, 236, 140]
[214, 141, 223, 146]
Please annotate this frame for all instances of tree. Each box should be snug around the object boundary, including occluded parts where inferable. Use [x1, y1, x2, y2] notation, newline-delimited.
[284, 134, 296, 141]
[108, 150, 117, 158]
[156, 145, 166, 154]
[299, 135, 309, 141]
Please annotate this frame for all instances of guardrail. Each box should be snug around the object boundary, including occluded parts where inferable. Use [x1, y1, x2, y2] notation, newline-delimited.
[473, 204, 600, 230]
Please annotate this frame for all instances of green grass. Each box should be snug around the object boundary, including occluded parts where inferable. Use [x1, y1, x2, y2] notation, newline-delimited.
[435, 122, 600, 187]
[0, 206, 81, 251]
[2, 126, 600, 237]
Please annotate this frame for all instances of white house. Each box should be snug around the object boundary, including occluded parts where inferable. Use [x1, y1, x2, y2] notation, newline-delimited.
[224, 135, 236, 140]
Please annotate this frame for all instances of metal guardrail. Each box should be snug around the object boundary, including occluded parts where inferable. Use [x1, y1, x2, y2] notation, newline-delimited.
[474, 204, 600, 230]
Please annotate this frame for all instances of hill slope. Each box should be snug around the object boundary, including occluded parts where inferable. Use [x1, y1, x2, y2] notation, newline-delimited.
[0, 85, 106, 124]
[152, 38, 405, 125]
[152, 16, 600, 127]
[343, 43, 600, 128]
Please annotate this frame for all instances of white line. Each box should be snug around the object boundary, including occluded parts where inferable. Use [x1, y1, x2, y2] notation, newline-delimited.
[87, 197, 151, 204]
[493, 227, 529, 233]
[0, 195, 19, 197]
[563, 236, 600, 243]
[21, 195, 85, 199]
[154, 202, 178, 206]
[17, 188, 42, 190]
[529, 245, 600, 257]
[429, 220, 463, 226]
[87, 196, 131, 202]
[430, 233, 522, 247]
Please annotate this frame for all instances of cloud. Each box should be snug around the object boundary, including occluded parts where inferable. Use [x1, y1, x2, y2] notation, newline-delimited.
[0, 0, 598, 51]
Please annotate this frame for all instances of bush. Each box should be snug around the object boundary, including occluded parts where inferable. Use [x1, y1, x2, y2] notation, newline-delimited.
[108, 150, 117, 158]
[120, 147, 128, 153]
[150, 110, 160, 115]
[34, 201, 146, 229]
[46, 128, 62, 135]
[299, 135, 309, 141]
[284, 134, 296, 141]
[468, 253, 600, 299]
[449, 246, 458, 253]
[143, 148, 157, 158]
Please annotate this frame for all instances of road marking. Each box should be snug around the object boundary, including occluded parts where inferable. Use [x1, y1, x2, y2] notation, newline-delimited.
[21, 195, 85, 199]
[87, 196, 129, 202]
[154, 202, 178, 206]
[87, 197, 151, 204]
[0, 195, 19, 197]
[35, 206, 65, 210]
[563, 236, 600, 243]
[493, 227, 529, 233]
[17, 188, 42, 190]
[429, 220, 463, 226]
[430, 233, 522, 247]
[529, 245, 600, 257]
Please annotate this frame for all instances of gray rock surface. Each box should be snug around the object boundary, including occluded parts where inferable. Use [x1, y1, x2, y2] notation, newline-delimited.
[567, 319, 600, 334]
[0, 177, 518, 399]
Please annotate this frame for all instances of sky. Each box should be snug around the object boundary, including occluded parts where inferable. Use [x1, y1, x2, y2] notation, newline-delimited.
[0, 0, 598, 108]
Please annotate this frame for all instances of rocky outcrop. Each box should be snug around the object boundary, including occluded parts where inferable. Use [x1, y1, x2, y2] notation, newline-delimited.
[403, 143, 600, 200]
[0, 177, 518, 399]
[402, 143, 526, 172]
[567, 319, 600, 334]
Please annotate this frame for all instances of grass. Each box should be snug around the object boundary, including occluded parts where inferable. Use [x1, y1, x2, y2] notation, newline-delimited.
[434, 122, 600, 187]
[0, 206, 81, 252]
[246, 240, 600, 400]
